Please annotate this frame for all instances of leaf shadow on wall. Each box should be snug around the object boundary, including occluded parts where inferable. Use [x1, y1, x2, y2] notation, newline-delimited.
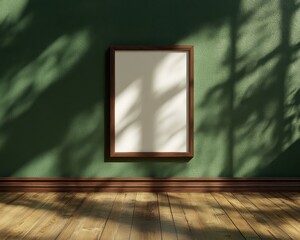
[198, 0, 300, 177]
[0, 0, 240, 177]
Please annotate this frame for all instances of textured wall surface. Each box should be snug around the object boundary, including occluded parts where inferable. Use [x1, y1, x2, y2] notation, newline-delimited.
[0, 0, 299, 177]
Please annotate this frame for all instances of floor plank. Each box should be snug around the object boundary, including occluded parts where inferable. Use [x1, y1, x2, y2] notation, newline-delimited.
[282, 192, 300, 206]
[130, 192, 161, 240]
[1, 193, 62, 239]
[112, 192, 137, 240]
[0, 192, 24, 208]
[176, 193, 210, 239]
[235, 193, 292, 239]
[245, 193, 300, 239]
[224, 192, 282, 239]
[59, 192, 117, 240]
[157, 193, 177, 240]
[101, 192, 136, 240]
[195, 193, 245, 240]
[55, 193, 93, 240]
[212, 192, 261, 240]
[168, 192, 194, 240]
[266, 193, 300, 217]
[0, 193, 49, 234]
[23, 193, 87, 239]
[75, 192, 117, 240]
[0, 192, 298, 240]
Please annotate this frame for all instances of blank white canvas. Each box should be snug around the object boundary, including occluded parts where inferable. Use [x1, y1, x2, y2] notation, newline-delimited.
[115, 51, 188, 152]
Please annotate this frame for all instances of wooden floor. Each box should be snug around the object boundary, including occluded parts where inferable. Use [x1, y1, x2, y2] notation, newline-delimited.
[0, 192, 299, 239]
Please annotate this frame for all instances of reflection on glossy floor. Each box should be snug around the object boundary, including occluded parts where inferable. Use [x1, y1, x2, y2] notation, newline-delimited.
[0, 192, 299, 239]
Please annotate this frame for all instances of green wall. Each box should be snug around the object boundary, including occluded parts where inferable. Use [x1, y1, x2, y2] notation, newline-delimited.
[0, 0, 299, 177]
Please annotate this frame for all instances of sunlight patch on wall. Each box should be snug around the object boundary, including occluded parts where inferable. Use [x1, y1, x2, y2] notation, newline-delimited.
[1, 15, 33, 47]
[0, 29, 91, 124]
[238, 0, 280, 69]
[59, 104, 102, 176]
[12, 103, 102, 177]
[288, 0, 300, 145]
[194, 23, 231, 174]
[0, 0, 28, 24]
[12, 148, 60, 177]
[286, 52, 300, 146]
[63, 104, 102, 145]
[291, 0, 300, 45]
[229, 0, 300, 176]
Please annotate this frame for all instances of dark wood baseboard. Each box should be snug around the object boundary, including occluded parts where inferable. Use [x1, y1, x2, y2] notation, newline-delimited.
[0, 178, 299, 192]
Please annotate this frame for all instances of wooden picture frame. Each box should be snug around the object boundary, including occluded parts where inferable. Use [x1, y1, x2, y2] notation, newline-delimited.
[110, 46, 194, 158]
